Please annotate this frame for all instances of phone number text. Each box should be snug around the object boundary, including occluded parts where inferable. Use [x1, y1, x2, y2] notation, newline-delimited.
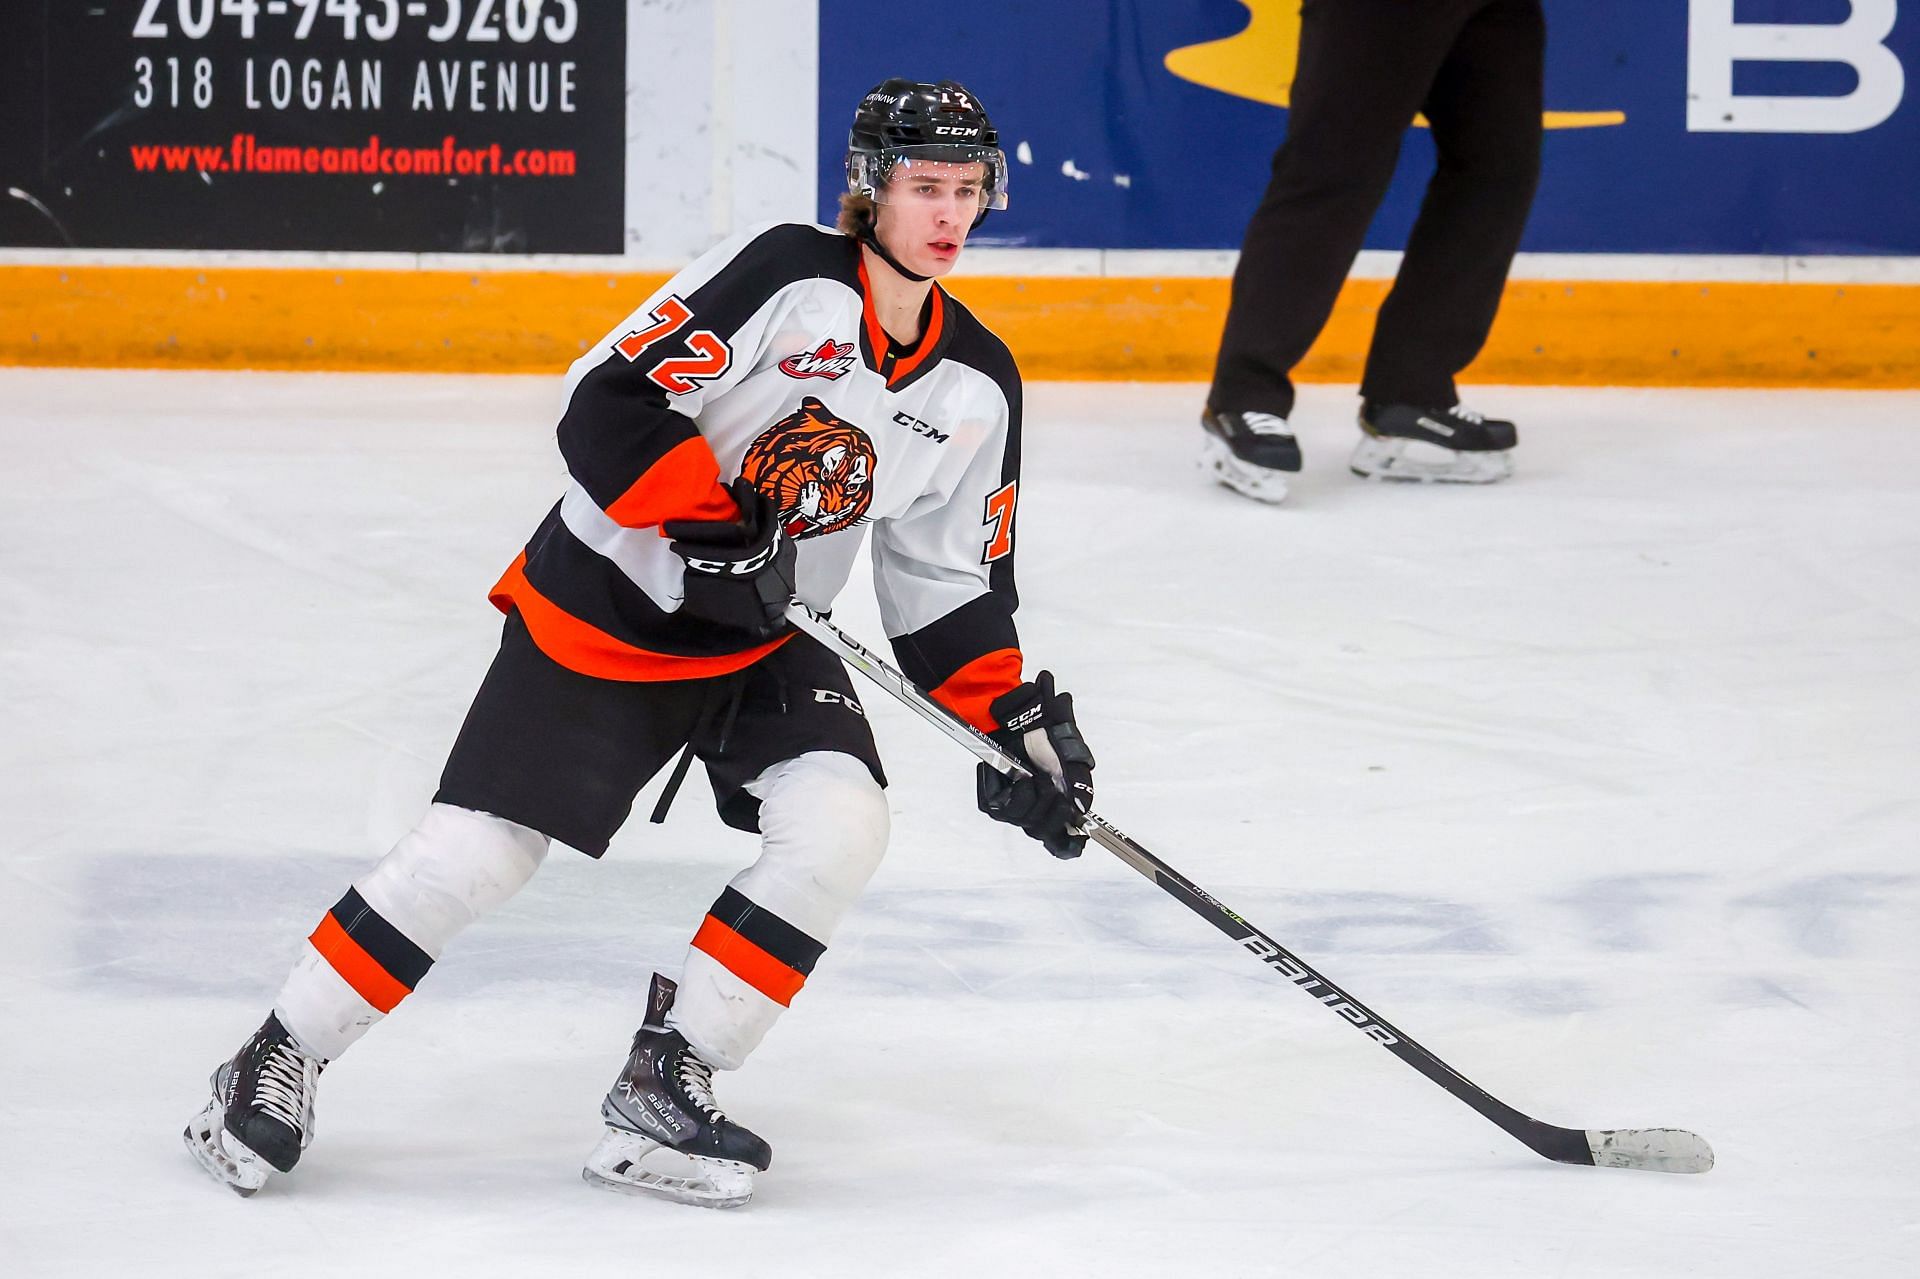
[132, 0, 580, 45]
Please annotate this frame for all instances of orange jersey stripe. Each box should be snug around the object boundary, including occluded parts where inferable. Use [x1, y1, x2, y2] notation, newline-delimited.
[691, 915, 807, 1007]
[930, 647, 1024, 733]
[308, 913, 412, 1014]
[855, 257, 949, 390]
[886, 286, 946, 388]
[489, 552, 791, 682]
[603, 435, 740, 528]
[856, 257, 890, 364]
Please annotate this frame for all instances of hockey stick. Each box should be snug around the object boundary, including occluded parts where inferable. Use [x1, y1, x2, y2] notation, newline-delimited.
[788, 605, 1714, 1174]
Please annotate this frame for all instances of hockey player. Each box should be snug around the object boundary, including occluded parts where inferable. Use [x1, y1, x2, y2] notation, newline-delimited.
[183, 79, 1096, 1210]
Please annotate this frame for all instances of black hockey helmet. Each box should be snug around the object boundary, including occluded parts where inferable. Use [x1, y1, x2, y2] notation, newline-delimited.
[846, 78, 1009, 212]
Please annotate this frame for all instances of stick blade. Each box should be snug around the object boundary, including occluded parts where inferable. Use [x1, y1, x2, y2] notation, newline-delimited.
[1586, 1127, 1715, 1174]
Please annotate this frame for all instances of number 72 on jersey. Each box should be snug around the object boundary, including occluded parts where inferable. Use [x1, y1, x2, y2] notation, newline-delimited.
[614, 296, 734, 395]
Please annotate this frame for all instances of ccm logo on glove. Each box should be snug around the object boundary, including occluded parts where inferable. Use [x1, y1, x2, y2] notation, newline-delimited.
[679, 535, 785, 577]
[976, 671, 1096, 859]
[663, 478, 799, 640]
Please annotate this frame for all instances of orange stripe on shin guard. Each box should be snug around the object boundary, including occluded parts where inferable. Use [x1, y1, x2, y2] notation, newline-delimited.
[308, 913, 413, 1014]
[690, 916, 806, 1007]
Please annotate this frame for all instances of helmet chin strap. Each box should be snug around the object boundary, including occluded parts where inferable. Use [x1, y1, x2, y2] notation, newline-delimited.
[856, 208, 992, 284]
[856, 215, 932, 284]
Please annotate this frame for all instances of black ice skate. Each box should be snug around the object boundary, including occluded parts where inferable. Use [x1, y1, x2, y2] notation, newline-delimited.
[1200, 407, 1301, 504]
[582, 974, 772, 1210]
[1351, 401, 1517, 484]
[182, 1013, 325, 1197]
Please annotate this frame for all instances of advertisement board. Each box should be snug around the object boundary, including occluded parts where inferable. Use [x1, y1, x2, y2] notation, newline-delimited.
[817, 0, 1920, 256]
[0, 0, 625, 252]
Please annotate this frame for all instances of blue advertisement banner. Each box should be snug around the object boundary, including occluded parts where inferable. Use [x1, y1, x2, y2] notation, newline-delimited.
[818, 1, 1920, 255]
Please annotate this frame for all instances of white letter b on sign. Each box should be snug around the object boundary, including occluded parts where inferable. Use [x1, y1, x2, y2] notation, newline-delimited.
[1688, 0, 1905, 133]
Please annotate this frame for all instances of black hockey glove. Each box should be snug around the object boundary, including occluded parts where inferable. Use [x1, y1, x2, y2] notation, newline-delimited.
[976, 671, 1096, 859]
[663, 479, 798, 641]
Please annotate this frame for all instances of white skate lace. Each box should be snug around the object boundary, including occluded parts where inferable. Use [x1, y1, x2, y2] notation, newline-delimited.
[673, 1049, 727, 1125]
[1450, 405, 1485, 424]
[254, 1043, 319, 1136]
[1241, 411, 1292, 436]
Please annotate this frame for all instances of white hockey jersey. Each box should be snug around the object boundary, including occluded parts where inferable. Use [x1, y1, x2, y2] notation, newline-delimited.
[490, 221, 1028, 730]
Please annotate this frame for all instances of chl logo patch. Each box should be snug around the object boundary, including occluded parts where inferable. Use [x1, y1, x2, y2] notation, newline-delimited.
[740, 397, 877, 539]
[778, 339, 858, 381]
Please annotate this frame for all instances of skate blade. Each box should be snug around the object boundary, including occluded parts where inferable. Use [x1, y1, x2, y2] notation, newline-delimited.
[183, 1103, 270, 1197]
[582, 1129, 755, 1210]
[1350, 435, 1513, 484]
[1200, 436, 1290, 504]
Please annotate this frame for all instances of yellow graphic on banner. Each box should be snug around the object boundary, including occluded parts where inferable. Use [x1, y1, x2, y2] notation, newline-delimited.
[1165, 1, 1626, 129]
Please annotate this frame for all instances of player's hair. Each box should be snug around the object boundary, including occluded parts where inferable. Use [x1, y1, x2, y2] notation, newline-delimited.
[837, 191, 875, 237]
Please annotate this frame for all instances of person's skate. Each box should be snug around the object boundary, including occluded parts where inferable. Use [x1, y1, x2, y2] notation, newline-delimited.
[182, 1013, 325, 1197]
[1200, 407, 1301, 503]
[1351, 401, 1517, 483]
[582, 974, 772, 1209]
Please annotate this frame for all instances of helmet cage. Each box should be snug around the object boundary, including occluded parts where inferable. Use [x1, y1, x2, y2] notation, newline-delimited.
[847, 144, 1010, 212]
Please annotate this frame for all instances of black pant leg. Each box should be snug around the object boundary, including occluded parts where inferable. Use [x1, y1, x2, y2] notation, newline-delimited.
[1208, 0, 1466, 418]
[698, 634, 887, 834]
[434, 611, 712, 856]
[1361, 0, 1545, 407]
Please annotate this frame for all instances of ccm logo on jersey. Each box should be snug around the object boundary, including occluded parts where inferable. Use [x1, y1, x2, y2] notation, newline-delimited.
[892, 410, 949, 444]
[779, 339, 857, 381]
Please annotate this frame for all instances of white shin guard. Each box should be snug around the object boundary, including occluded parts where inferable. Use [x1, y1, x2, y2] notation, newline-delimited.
[355, 803, 550, 939]
[669, 752, 889, 1070]
[273, 804, 550, 1061]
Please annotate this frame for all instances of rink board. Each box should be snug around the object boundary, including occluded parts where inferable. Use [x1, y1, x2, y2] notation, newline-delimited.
[5, 263, 1919, 386]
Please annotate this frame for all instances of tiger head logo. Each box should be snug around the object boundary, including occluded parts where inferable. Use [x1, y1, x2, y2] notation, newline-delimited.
[740, 397, 877, 539]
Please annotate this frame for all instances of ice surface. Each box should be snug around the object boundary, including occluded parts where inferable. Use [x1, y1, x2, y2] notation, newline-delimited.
[2, 371, 1916, 1276]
